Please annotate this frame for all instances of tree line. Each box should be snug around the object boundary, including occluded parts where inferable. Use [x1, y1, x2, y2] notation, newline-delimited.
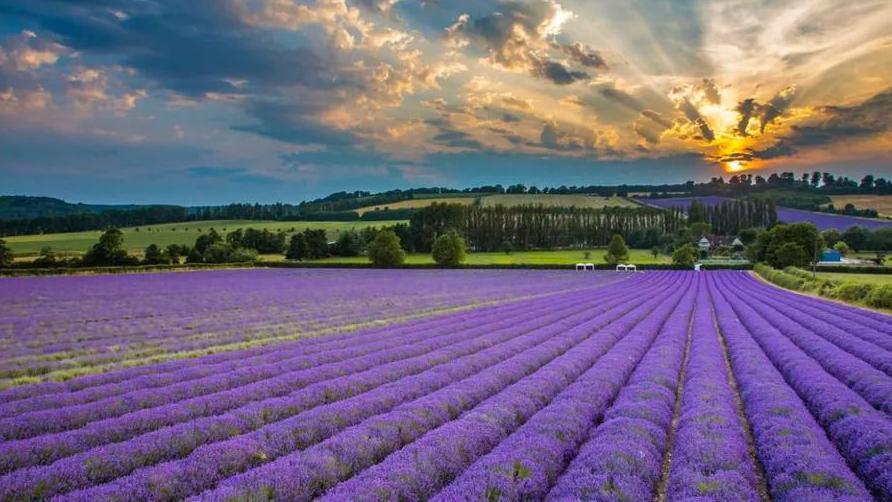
[403, 203, 687, 252]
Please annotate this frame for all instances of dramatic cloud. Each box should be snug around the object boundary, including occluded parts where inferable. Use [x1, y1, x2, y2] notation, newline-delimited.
[0, 0, 890, 202]
[445, 1, 601, 85]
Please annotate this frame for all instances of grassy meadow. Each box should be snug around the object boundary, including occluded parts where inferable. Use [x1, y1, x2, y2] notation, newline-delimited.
[5, 220, 405, 256]
[815, 272, 892, 286]
[354, 197, 477, 215]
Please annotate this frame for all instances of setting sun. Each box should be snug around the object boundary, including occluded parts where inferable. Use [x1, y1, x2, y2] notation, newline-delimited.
[724, 160, 746, 172]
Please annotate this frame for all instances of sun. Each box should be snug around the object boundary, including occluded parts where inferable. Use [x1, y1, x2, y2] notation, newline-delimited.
[724, 160, 746, 172]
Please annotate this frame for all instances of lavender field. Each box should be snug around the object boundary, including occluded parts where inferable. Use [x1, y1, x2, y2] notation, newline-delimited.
[1, 269, 891, 501]
[647, 196, 892, 231]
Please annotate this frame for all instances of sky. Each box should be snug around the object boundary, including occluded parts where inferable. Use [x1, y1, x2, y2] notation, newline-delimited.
[0, 0, 891, 205]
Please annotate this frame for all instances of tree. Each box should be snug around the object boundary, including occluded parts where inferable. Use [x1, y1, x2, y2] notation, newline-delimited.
[651, 246, 660, 260]
[688, 200, 706, 223]
[833, 241, 850, 256]
[500, 240, 513, 255]
[432, 231, 466, 267]
[286, 234, 309, 261]
[822, 229, 842, 248]
[604, 234, 630, 265]
[166, 244, 186, 264]
[0, 239, 12, 268]
[32, 247, 58, 267]
[303, 229, 330, 259]
[332, 231, 362, 257]
[774, 242, 809, 268]
[194, 229, 222, 255]
[186, 247, 204, 264]
[672, 244, 697, 267]
[368, 229, 405, 267]
[842, 226, 871, 252]
[82, 228, 137, 266]
[143, 244, 167, 265]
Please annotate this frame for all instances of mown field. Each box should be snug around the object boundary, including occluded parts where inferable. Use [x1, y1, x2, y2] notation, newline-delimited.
[353, 194, 640, 215]
[353, 197, 477, 215]
[480, 194, 640, 208]
[830, 195, 892, 217]
[0, 269, 890, 501]
[3, 220, 404, 256]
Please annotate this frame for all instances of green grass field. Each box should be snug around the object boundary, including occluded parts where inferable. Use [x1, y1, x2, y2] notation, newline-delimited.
[259, 248, 670, 266]
[5, 220, 405, 256]
[480, 194, 640, 209]
[815, 272, 892, 286]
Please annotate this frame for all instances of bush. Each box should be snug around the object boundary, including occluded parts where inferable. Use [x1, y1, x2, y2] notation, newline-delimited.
[866, 285, 892, 309]
[834, 282, 876, 302]
[368, 230, 405, 267]
[672, 244, 697, 267]
[774, 241, 809, 269]
[432, 231, 466, 267]
[754, 263, 805, 290]
[604, 234, 629, 265]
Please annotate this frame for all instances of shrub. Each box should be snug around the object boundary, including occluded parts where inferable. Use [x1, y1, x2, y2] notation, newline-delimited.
[833, 283, 876, 302]
[604, 234, 629, 265]
[672, 244, 697, 267]
[368, 230, 405, 267]
[866, 285, 892, 309]
[432, 231, 466, 267]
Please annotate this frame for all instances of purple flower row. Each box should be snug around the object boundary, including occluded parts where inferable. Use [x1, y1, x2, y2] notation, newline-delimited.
[715, 273, 892, 499]
[708, 273, 873, 500]
[3, 274, 659, 500]
[431, 275, 697, 501]
[1, 269, 613, 384]
[179, 275, 681, 502]
[742, 276, 892, 351]
[665, 283, 762, 501]
[543, 276, 698, 501]
[0, 283, 597, 441]
[725, 273, 892, 414]
[0, 286, 605, 474]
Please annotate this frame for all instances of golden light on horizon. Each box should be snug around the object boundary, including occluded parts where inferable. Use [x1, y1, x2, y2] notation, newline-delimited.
[724, 160, 746, 172]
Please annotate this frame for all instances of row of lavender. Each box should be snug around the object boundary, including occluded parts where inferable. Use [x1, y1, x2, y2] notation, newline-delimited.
[646, 196, 892, 231]
[1, 269, 891, 500]
[0, 269, 608, 384]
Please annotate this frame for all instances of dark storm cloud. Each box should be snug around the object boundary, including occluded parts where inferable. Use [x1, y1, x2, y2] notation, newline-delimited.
[426, 117, 484, 150]
[532, 59, 588, 86]
[735, 98, 756, 136]
[675, 97, 714, 142]
[559, 42, 607, 69]
[598, 86, 643, 112]
[634, 110, 671, 145]
[445, 1, 600, 86]
[0, 0, 339, 96]
[723, 87, 892, 163]
[235, 98, 358, 147]
[760, 86, 797, 133]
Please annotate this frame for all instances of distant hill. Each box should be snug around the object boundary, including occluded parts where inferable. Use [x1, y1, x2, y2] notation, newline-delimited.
[0, 196, 146, 220]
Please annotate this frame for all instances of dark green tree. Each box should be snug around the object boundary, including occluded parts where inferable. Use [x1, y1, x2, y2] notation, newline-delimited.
[194, 229, 223, 255]
[303, 229, 330, 259]
[672, 244, 697, 267]
[166, 244, 187, 264]
[774, 242, 809, 268]
[82, 228, 137, 266]
[842, 226, 871, 252]
[432, 231, 466, 267]
[143, 244, 167, 265]
[32, 247, 58, 268]
[368, 229, 405, 267]
[286, 234, 310, 261]
[0, 239, 12, 268]
[604, 234, 630, 265]
[332, 231, 362, 257]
